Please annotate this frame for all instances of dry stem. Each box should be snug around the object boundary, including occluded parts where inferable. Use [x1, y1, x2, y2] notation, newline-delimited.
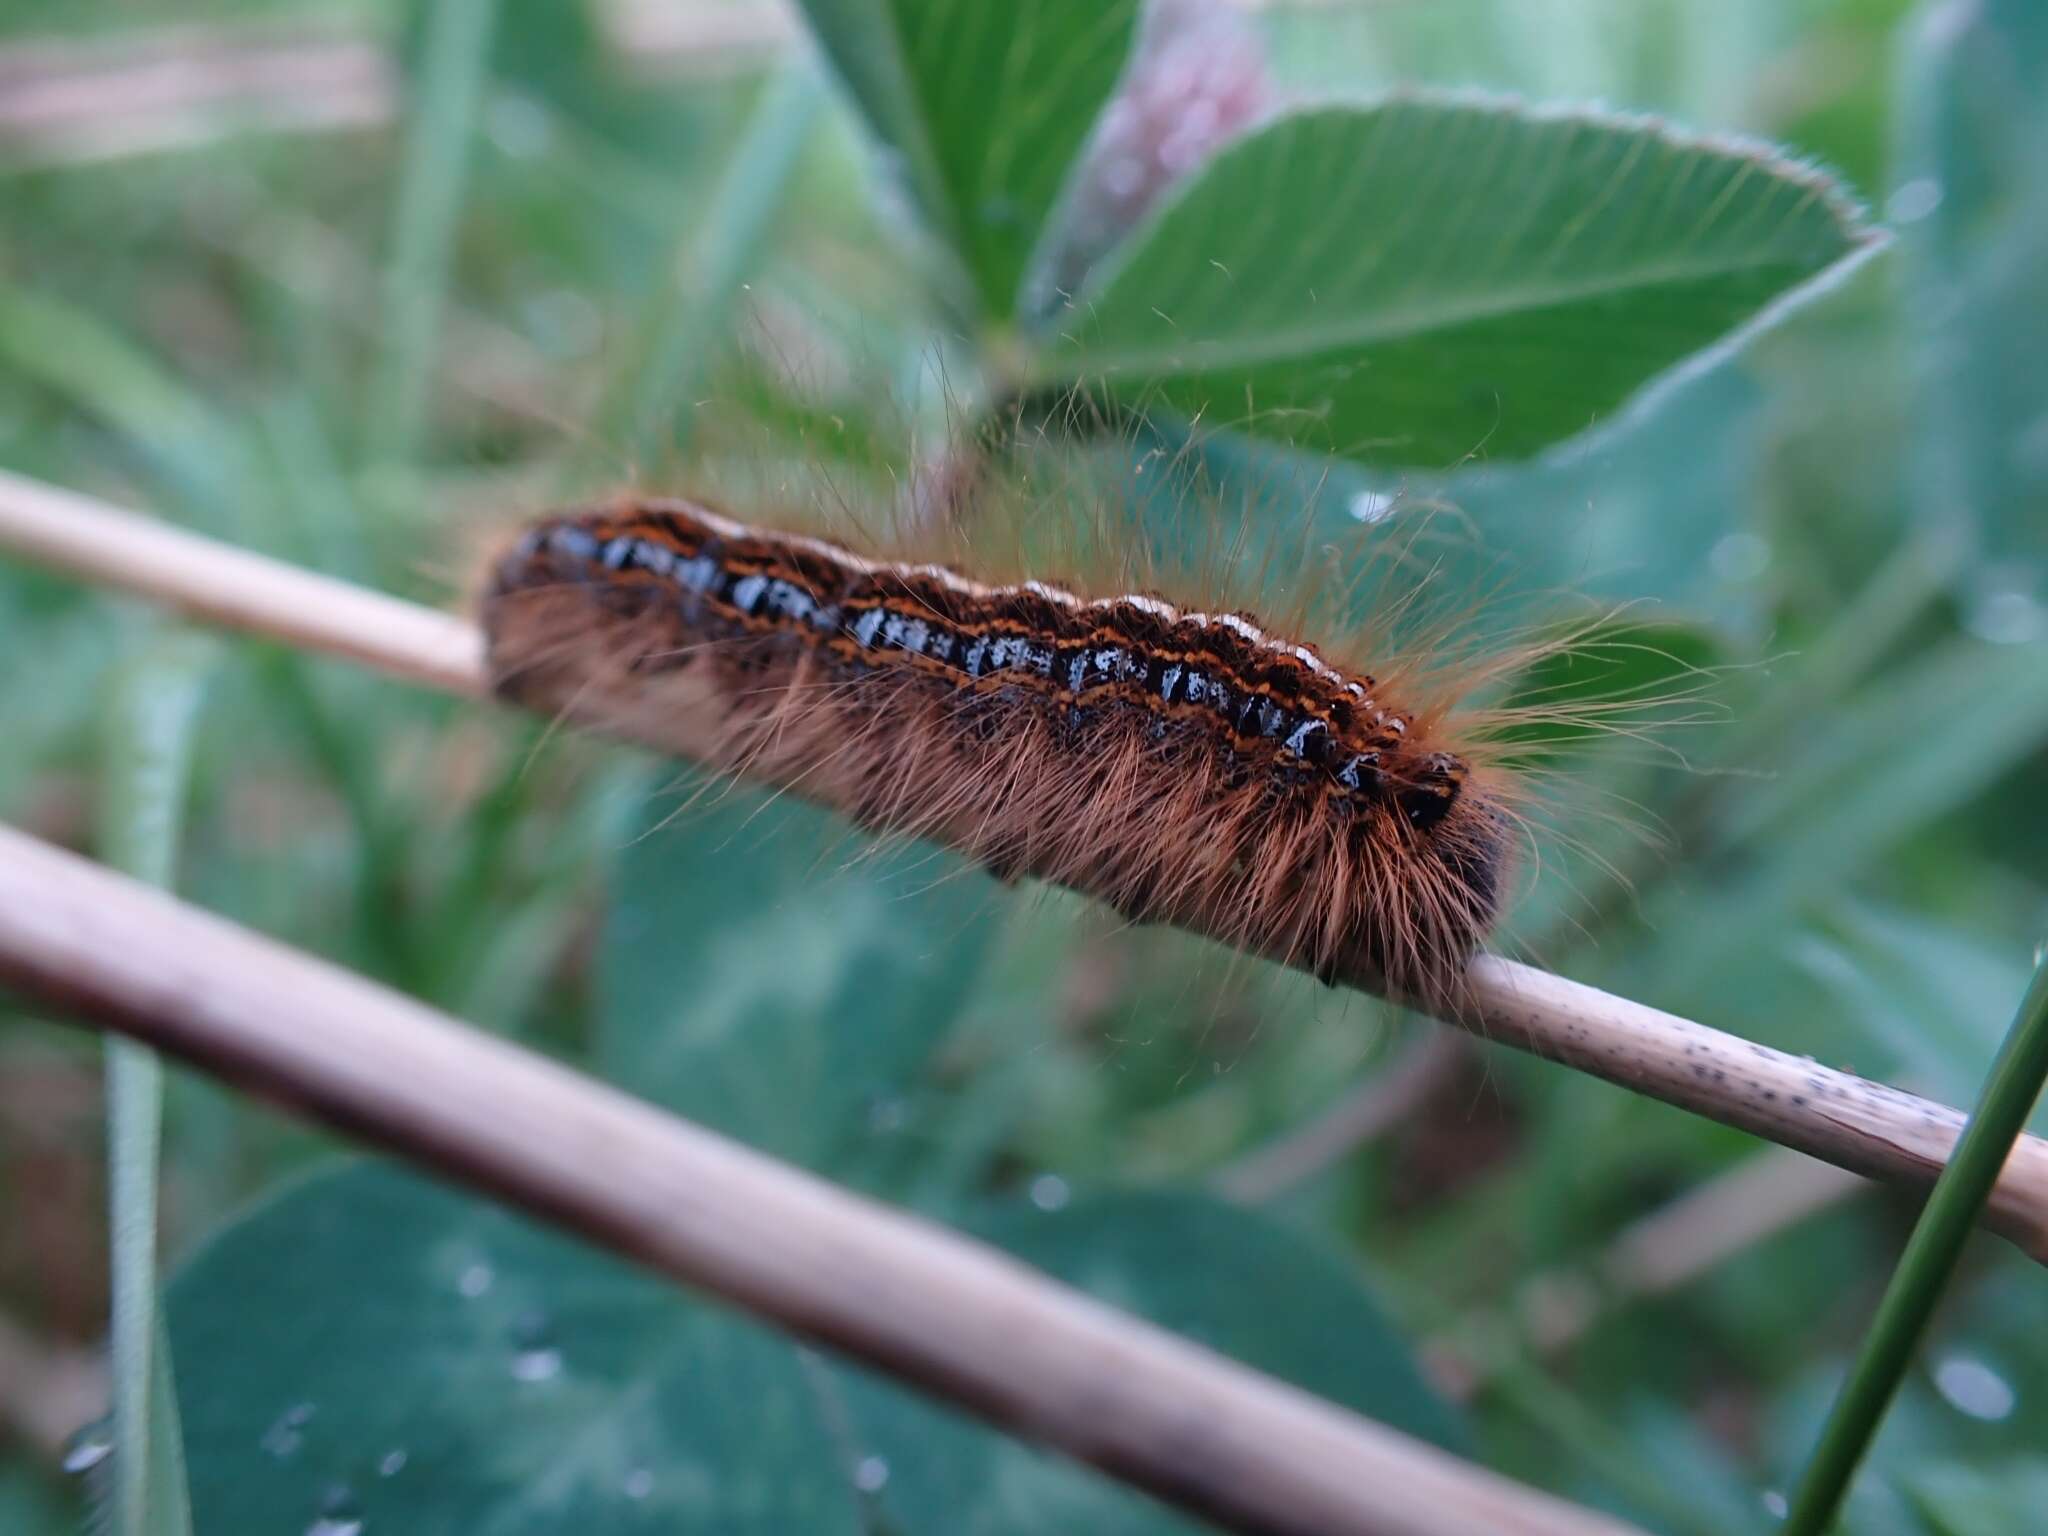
[1214, 1031, 1469, 1202]
[3, 468, 2047, 1265]
[1427, 1149, 1869, 1398]
[0, 822, 1637, 1536]
[0, 1308, 105, 1461]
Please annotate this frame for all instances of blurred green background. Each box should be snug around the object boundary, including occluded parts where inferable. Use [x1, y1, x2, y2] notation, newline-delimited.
[1, 2, 2044, 1533]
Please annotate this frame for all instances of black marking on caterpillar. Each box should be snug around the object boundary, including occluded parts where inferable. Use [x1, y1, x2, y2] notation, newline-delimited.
[483, 498, 1513, 1001]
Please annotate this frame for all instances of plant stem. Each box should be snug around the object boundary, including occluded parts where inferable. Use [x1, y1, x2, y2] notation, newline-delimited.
[7, 470, 2048, 1263]
[98, 630, 214, 1536]
[1783, 949, 2048, 1534]
[614, 60, 821, 470]
[0, 821, 1647, 1536]
[367, 0, 498, 470]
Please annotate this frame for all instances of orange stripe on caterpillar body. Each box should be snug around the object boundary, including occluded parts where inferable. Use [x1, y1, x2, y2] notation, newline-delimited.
[482, 497, 1513, 1004]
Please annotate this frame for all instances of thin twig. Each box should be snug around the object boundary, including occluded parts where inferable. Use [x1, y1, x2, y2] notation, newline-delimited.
[0, 6, 787, 170]
[1214, 1031, 1468, 1203]
[1784, 954, 2048, 1533]
[4, 469, 2048, 1265]
[0, 25, 391, 169]
[0, 1308, 105, 1461]
[1426, 1149, 1868, 1398]
[0, 470, 484, 697]
[0, 822, 1639, 1536]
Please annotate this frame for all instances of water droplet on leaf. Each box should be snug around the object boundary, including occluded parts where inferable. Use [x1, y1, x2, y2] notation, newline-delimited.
[261, 1402, 316, 1458]
[1964, 579, 2045, 646]
[867, 1094, 907, 1134]
[1348, 489, 1396, 525]
[1710, 532, 1771, 584]
[854, 1455, 890, 1493]
[61, 1416, 113, 1475]
[305, 1482, 363, 1536]
[1029, 1174, 1070, 1212]
[508, 1308, 563, 1382]
[1933, 1352, 2017, 1420]
[1886, 178, 1943, 224]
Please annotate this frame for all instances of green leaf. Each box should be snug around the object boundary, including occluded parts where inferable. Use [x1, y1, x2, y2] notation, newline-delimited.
[97, 631, 215, 1536]
[1034, 97, 1882, 466]
[1492, 618, 1723, 755]
[598, 779, 999, 1181]
[1644, 633, 2048, 1001]
[0, 1465, 69, 1536]
[1907, 1456, 2048, 1536]
[606, 63, 823, 468]
[369, 0, 500, 468]
[986, 1189, 1466, 1449]
[1792, 904, 2035, 1114]
[794, 0, 1143, 319]
[834, 1190, 1463, 1535]
[1782, 957, 2048, 1534]
[1898, 0, 2048, 622]
[166, 1164, 862, 1533]
[0, 289, 249, 531]
[167, 1169, 1459, 1535]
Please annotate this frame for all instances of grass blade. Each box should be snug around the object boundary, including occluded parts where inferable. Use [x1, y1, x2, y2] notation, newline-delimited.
[1784, 949, 2048, 1534]
[367, 0, 499, 469]
[97, 630, 216, 1536]
[610, 61, 822, 471]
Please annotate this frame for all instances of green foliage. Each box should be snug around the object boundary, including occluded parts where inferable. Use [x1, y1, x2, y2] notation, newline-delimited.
[1907, 1456, 2048, 1536]
[1, 0, 2045, 1533]
[797, 0, 1144, 319]
[1899, 0, 2048, 599]
[598, 783, 999, 1180]
[96, 635, 213, 1536]
[1043, 100, 1877, 464]
[369, 0, 500, 468]
[165, 1164, 1455, 1534]
[1784, 957, 2048, 1533]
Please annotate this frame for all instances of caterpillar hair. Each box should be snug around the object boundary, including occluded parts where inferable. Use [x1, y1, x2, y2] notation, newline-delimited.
[475, 479, 1599, 1008]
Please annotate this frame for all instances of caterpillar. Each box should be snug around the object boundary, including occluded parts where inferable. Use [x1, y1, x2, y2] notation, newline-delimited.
[479, 494, 1535, 1006]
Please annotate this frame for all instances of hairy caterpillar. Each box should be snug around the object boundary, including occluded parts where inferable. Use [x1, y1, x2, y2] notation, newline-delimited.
[480, 494, 1532, 1006]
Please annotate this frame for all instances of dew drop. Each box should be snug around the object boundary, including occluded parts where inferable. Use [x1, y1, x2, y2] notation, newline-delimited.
[1710, 531, 1771, 583]
[1886, 177, 1943, 224]
[457, 1261, 494, 1299]
[1761, 1489, 1788, 1519]
[261, 1401, 316, 1459]
[1348, 489, 1397, 525]
[853, 1454, 890, 1493]
[511, 1345, 563, 1382]
[305, 1482, 363, 1536]
[378, 1449, 408, 1478]
[486, 93, 552, 160]
[1029, 1174, 1070, 1212]
[61, 1416, 113, 1475]
[1933, 1352, 2017, 1420]
[508, 1308, 564, 1383]
[1963, 579, 2046, 646]
[866, 1094, 907, 1134]
[623, 1467, 655, 1500]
